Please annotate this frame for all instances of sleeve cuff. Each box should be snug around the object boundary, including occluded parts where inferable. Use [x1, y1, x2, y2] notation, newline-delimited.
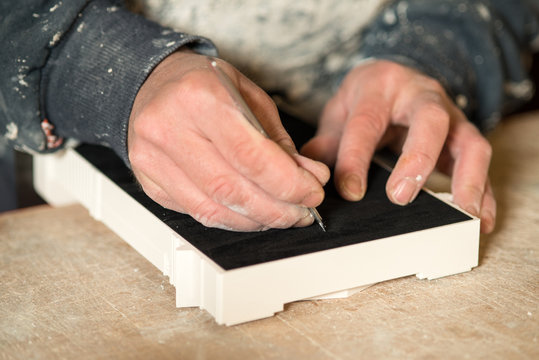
[42, 0, 217, 165]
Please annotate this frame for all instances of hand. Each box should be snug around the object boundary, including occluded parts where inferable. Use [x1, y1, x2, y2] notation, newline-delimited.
[128, 51, 329, 231]
[301, 60, 496, 233]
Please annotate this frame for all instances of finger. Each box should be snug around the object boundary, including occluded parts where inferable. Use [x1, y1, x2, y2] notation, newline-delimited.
[195, 79, 325, 208]
[237, 79, 331, 186]
[446, 119, 492, 218]
[386, 92, 450, 205]
[131, 146, 267, 231]
[480, 180, 496, 233]
[167, 131, 315, 229]
[291, 153, 331, 186]
[333, 94, 391, 201]
[300, 96, 348, 166]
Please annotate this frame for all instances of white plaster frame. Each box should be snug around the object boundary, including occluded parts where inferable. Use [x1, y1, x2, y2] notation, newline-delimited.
[33, 149, 479, 325]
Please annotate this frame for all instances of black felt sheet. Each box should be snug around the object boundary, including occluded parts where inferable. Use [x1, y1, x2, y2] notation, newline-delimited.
[76, 116, 470, 270]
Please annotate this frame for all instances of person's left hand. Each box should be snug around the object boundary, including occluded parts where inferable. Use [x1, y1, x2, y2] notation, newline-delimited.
[301, 60, 496, 233]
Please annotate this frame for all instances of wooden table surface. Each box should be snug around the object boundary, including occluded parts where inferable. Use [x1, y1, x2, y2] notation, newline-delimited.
[1, 112, 538, 359]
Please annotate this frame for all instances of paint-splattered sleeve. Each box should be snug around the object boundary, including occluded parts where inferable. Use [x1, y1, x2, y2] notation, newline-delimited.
[358, 0, 539, 132]
[0, 0, 216, 165]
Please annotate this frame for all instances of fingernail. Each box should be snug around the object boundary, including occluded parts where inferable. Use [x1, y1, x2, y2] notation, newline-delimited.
[391, 176, 422, 205]
[341, 174, 364, 201]
[294, 207, 314, 227]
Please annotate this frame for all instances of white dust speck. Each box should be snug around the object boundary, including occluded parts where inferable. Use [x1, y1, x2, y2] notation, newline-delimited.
[325, 54, 345, 72]
[32, 13, 40, 18]
[456, 94, 468, 108]
[49, 32, 61, 46]
[166, 41, 176, 47]
[396, 1, 410, 25]
[476, 4, 490, 21]
[226, 204, 248, 216]
[133, 268, 139, 272]
[161, 30, 172, 35]
[527, 311, 532, 316]
[505, 80, 534, 100]
[77, 22, 85, 33]
[383, 9, 396, 25]
[17, 75, 29, 87]
[50, 3, 60, 12]
[6, 123, 18, 140]
[415, 174, 423, 182]
[107, 68, 113, 74]
[107, 6, 118, 13]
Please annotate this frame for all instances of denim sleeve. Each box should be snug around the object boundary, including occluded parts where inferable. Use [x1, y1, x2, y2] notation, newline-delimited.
[0, 0, 216, 165]
[358, 0, 539, 131]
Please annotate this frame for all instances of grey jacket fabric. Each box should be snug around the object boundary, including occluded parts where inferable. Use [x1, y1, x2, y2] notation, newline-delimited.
[1, 0, 215, 164]
[359, 0, 539, 132]
[0, 0, 538, 210]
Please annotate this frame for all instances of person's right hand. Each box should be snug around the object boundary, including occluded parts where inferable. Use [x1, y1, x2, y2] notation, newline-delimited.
[128, 51, 330, 231]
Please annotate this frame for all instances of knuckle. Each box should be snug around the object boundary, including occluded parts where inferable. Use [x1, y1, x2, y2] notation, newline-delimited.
[276, 177, 301, 202]
[416, 102, 451, 132]
[178, 70, 207, 94]
[191, 199, 223, 228]
[128, 143, 151, 170]
[132, 105, 172, 145]
[339, 144, 370, 171]
[230, 138, 267, 176]
[405, 150, 438, 170]
[172, 71, 216, 111]
[375, 60, 408, 81]
[422, 77, 446, 94]
[351, 108, 387, 136]
[266, 211, 296, 229]
[419, 99, 450, 120]
[206, 174, 247, 204]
